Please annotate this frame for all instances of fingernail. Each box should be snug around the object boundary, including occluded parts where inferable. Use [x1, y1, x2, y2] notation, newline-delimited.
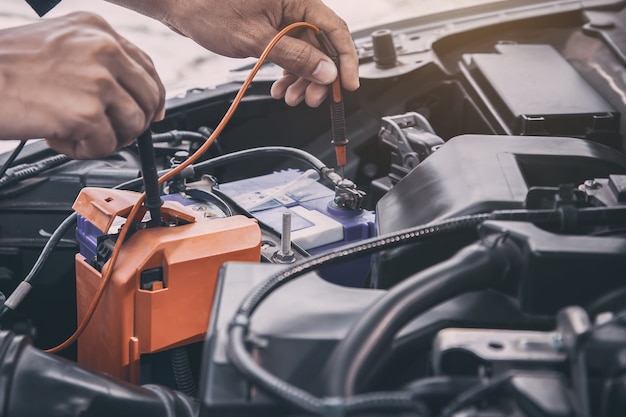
[312, 60, 337, 84]
[270, 81, 285, 99]
[153, 107, 166, 122]
[287, 94, 305, 107]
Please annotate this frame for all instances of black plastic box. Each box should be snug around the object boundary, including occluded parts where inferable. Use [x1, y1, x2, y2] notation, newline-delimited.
[460, 44, 620, 145]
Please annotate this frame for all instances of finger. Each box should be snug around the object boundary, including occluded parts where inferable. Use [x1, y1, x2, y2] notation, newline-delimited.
[46, 116, 117, 160]
[113, 35, 166, 114]
[270, 73, 299, 99]
[284, 77, 310, 107]
[268, 35, 338, 85]
[104, 83, 151, 148]
[79, 13, 166, 119]
[153, 107, 166, 122]
[339, 52, 360, 92]
[296, 5, 360, 91]
[97, 42, 165, 127]
[317, 28, 359, 91]
[304, 82, 329, 108]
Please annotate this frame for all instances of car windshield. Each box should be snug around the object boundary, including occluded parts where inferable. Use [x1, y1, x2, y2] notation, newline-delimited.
[2, 0, 505, 89]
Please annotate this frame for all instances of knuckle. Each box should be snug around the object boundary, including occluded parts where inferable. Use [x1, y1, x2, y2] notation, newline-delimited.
[93, 36, 122, 56]
[75, 100, 106, 125]
[67, 11, 108, 28]
[287, 45, 313, 73]
[93, 72, 116, 91]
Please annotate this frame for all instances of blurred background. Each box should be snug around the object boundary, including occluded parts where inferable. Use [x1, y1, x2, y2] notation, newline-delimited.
[2, 0, 494, 88]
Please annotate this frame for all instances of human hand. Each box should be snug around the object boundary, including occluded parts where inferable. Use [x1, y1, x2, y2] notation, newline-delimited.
[0, 12, 165, 159]
[108, 0, 359, 107]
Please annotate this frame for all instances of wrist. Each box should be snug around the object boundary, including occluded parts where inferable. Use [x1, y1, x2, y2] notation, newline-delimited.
[104, 0, 174, 23]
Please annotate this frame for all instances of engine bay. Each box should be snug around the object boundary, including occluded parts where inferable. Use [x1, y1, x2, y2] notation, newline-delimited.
[1, 1, 626, 416]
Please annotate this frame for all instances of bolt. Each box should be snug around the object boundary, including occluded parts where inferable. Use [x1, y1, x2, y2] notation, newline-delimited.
[552, 333, 564, 351]
[261, 240, 276, 251]
[583, 179, 600, 189]
[272, 211, 296, 264]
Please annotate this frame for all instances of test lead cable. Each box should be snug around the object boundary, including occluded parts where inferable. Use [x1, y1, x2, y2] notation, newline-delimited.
[316, 30, 348, 179]
[45, 21, 324, 353]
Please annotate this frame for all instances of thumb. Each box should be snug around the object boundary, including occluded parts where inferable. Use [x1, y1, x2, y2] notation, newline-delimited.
[268, 35, 337, 84]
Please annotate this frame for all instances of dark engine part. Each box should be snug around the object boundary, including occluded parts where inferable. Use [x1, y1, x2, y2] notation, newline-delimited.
[373, 134, 626, 288]
[433, 306, 626, 417]
[201, 223, 626, 416]
[376, 112, 444, 188]
[0, 331, 196, 417]
[377, 135, 626, 231]
[460, 43, 620, 146]
[483, 220, 626, 315]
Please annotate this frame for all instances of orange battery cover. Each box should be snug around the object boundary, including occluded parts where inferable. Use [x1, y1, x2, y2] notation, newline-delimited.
[72, 188, 261, 383]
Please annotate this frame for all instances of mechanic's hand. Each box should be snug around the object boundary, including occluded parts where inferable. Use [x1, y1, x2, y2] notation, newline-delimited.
[0, 12, 165, 159]
[108, 0, 359, 107]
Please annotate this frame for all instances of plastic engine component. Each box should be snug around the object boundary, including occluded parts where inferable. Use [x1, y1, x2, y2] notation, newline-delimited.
[460, 44, 620, 145]
[72, 187, 261, 383]
[377, 134, 626, 233]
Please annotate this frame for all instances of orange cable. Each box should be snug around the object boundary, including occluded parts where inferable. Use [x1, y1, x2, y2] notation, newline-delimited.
[46, 21, 321, 353]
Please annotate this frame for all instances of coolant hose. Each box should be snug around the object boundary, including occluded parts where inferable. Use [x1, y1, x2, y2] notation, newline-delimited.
[326, 235, 522, 397]
[0, 331, 197, 417]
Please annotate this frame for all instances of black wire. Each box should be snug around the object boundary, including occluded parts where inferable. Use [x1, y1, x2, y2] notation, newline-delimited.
[5, 145, 323, 310]
[113, 146, 330, 192]
[236, 214, 490, 317]
[0, 145, 325, 319]
[151, 130, 207, 144]
[0, 211, 78, 322]
[24, 212, 77, 284]
[440, 374, 512, 417]
[0, 140, 27, 178]
[226, 214, 490, 416]
[0, 155, 163, 322]
[225, 205, 626, 415]
[184, 188, 233, 217]
[0, 154, 70, 190]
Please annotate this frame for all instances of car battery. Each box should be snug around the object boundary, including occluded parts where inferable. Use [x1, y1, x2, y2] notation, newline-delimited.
[218, 169, 376, 287]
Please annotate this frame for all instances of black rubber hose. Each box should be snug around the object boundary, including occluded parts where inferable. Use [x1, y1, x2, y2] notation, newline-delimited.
[0, 331, 197, 417]
[587, 287, 626, 317]
[326, 236, 522, 397]
[0, 154, 70, 190]
[170, 346, 198, 398]
[404, 376, 480, 413]
[226, 214, 490, 416]
[236, 214, 490, 318]
[228, 326, 428, 415]
[113, 146, 332, 192]
[440, 373, 512, 417]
